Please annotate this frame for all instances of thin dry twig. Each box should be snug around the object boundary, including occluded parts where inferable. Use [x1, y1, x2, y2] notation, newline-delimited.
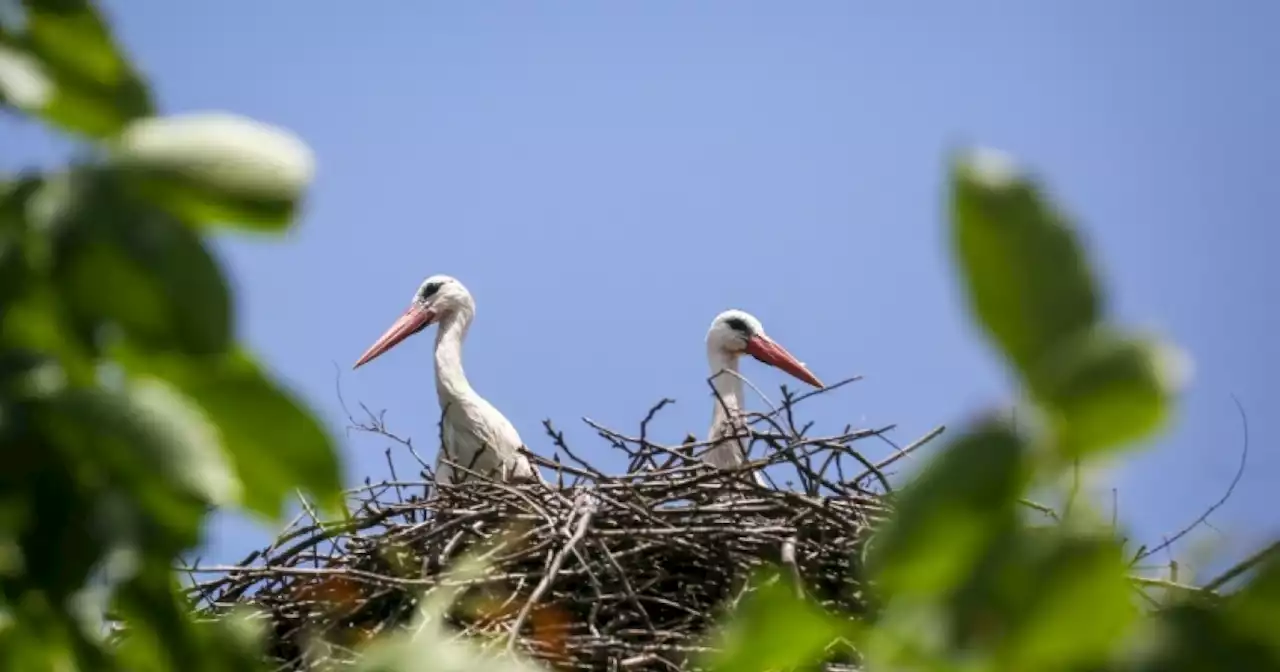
[1133, 394, 1250, 564]
[1202, 540, 1280, 593]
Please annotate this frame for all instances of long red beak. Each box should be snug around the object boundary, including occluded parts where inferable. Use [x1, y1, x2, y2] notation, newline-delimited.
[744, 335, 824, 388]
[353, 304, 437, 369]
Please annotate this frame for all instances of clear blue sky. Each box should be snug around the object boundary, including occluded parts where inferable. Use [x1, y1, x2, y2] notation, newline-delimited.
[5, 2, 1277, 580]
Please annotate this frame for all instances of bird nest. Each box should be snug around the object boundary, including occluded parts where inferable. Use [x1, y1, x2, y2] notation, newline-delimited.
[183, 378, 944, 671]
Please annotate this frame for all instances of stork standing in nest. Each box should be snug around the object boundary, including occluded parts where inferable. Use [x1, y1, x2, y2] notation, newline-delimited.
[353, 274, 541, 486]
[703, 310, 824, 486]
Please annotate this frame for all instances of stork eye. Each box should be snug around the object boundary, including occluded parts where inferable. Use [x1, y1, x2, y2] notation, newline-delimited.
[420, 282, 443, 300]
[724, 317, 750, 334]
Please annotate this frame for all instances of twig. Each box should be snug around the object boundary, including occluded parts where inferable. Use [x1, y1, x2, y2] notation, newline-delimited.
[1202, 540, 1280, 592]
[506, 495, 599, 653]
[1134, 394, 1250, 563]
[870, 425, 945, 473]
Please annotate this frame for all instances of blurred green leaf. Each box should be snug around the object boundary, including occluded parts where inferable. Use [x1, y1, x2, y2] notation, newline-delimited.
[0, 41, 54, 112]
[110, 559, 266, 672]
[353, 544, 541, 672]
[356, 633, 547, 672]
[1136, 567, 1280, 672]
[0, 431, 103, 602]
[46, 168, 233, 356]
[51, 380, 240, 507]
[1133, 555, 1280, 672]
[950, 148, 1101, 393]
[119, 348, 344, 521]
[110, 112, 316, 231]
[0, 291, 97, 389]
[997, 535, 1137, 670]
[2, 0, 153, 137]
[36, 379, 236, 553]
[0, 585, 110, 671]
[869, 417, 1028, 599]
[701, 571, 854, 672]
[1037, 328, 1185, 457]
[0, 175, 41, 307]
[1224, 554, 1280, 657]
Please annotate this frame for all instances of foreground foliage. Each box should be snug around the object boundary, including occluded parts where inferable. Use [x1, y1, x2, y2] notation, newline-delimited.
[1, 2, 1276, 671]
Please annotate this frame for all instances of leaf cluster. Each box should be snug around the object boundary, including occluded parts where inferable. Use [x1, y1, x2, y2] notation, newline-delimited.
[2, 2, 341, 669]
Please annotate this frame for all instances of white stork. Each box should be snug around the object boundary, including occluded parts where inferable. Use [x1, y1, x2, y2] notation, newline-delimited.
[353, 274, 541, 486]
[703, 309, 824, 484]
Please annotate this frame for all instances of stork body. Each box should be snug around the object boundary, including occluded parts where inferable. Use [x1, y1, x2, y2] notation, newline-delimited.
[703, 310, 824, 484]
[354, 275, 539, 486]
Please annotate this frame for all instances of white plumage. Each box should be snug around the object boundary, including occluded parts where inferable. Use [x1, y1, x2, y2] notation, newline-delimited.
[703, 309, 824, 484]
[353, 275, 539, 486]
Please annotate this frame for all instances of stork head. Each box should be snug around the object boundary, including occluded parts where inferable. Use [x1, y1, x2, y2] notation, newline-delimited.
[352, 274, 472, 369]
[706, 309, 824, 388]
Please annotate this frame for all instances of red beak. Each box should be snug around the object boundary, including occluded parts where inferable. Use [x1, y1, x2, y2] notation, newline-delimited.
[353, 304, 437, 369]
[744, 335, 824, 388]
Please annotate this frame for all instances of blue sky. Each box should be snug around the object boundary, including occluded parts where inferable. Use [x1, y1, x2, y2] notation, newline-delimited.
[5, 2, 1277, 581]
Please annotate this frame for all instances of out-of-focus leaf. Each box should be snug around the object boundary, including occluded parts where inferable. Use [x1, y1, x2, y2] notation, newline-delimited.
[997, 535, 1137, 670]
[0, 42, 53, 111]
[1134, 555, 1280, 672]
[3, 0, 152, 137]
[356, 634, 548, 672]
[111, 559, 254, 672]
[205, 605, 272, 668]
[0, 175, 41, 306]
[1037, 328, 1189, 457]
[46, 168, 232, 356]
[119, 348, 344, 521]
[1136, 573, 1280, 672]
[0, 290, 96, 388]
[343, 532, 530, 671]
[1223, 554, 1280, 657]
[36, 379, 238, 545]
[110, 112, 316, 231]
[700, 570, 854, 672]
[0, 431, 103, 602]
[950, 147, 1101, 392]
[0, 585, 110, 671]
[354, 584, 546, 672]
[868, 417, 1027, 599]
[0, 174, 54, 316]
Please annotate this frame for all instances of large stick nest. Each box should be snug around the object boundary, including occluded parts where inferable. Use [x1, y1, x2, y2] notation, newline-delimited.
[183, 377, 944, 671]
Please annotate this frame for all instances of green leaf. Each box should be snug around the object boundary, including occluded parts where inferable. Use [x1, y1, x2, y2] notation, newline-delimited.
[1136, 559, 1280, 672]
[1037, 328, 1188, 457]
[46, 168, 233, 356]
[868, 416, 1028, 599]
[38, 379, 240, 529]
[120, 348, 344, 521]
[0, 430, 105, 602]
[356, 633, 548, 672]
[3, 0, 153, 137]
[997, 535, 1137, 670]
[950, 148, 1101, 392]
[0, 41, 54, 112]
[112, 564, 277, 671]
[109, 112, 316, 231]
[0, 174, 42, 307]
[353, 552, 541, 672]
[1224, 553, 1280, 657]
[111, 560, 249, 672]
[701, 571, 855, 672]
[0, 290, 97, 388]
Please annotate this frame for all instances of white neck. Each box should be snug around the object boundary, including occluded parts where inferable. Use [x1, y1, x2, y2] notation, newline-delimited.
[707, 347, 744, 440]
[433, 306, 476, 406]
